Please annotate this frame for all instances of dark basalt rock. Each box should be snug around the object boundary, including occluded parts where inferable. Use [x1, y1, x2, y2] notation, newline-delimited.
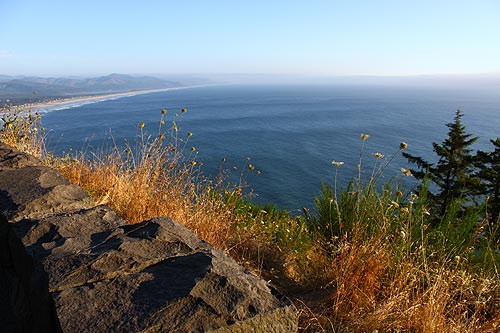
[0, 143, 43, 169]
[0, 142, 298, 332]
[0, 213, 62, 333]
[0, 149, 93, 222]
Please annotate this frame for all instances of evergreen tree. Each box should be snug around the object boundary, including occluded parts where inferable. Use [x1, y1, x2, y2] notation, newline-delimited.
[476, 138, 500, 225]
[403, 110, 479, 218]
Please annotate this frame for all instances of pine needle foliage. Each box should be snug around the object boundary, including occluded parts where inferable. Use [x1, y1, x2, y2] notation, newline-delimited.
[403, 110, 480, 219]
[476, 138, 500, 226]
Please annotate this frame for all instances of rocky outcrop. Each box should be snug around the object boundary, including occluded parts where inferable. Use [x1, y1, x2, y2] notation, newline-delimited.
[0, 142, 297, 332]
[0, 143, 93, 222]
[0, 213, 62, 333]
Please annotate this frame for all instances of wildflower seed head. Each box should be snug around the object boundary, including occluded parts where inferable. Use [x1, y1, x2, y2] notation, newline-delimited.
[401, 167, 413, 177]
[159, 134, 166, 140]
[181, 108, 187, 113]
[400, 142, 408, 150]
[139, 122, 145, 129]
[257, 170, 261, 175]
[246, 157, 251, 161]
[360, 133, 370, 140]
[411, 193, 418, 200]
[248, 164, 255, 171]
[401, 207, 410, 214]
[233, 166, 237, 170]
[161, 109, 167, 115]
[187, 132, 193, 137]
[396, 190, 403, 198]
[372, 152, 384, 159]
[125, 149, 131, 155]
[331, 160, 344, 167]
[190, 161, 197, 166]
[190, 146, 196, 152]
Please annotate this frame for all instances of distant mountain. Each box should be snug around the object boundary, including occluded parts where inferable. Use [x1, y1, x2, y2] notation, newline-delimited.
[0, 75, 15, 82]
[0, 74, 183, 103]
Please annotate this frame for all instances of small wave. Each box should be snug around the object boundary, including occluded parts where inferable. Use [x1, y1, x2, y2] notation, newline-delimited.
[30, 86, 213, 114]
[33, 97, 123, 113]
[35, 102, 94, 113]
[32, 91, 163, 114]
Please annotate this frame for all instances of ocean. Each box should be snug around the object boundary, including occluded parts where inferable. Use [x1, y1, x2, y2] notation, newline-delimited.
[40, 84, 500, 213]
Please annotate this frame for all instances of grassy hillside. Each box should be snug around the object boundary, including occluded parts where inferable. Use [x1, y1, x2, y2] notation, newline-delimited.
[2, 105, 500, 332]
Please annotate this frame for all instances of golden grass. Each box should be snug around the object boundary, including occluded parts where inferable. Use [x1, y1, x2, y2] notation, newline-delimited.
[1, 107, 45, 158]
[296, 239, 500, 332]
[52, 139, 238, 249]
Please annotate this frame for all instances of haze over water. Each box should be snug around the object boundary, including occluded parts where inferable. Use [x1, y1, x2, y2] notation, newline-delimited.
[40, 84, 500, 212]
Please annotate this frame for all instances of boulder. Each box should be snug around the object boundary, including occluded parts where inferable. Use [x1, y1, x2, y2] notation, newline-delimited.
[0, 142, 298, 332]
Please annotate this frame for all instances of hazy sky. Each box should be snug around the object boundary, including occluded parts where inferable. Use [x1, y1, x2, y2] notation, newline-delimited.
[1, 0, 499, 77]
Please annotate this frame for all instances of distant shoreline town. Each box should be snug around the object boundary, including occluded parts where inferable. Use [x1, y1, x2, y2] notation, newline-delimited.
[0, 88, 174, 114]
[12, 88, 159, 111]
[0, 73, 218, 109]
[0, 84, 221, 114]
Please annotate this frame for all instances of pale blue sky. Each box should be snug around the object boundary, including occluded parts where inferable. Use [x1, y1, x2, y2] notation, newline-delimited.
[1, 0, 499, 77]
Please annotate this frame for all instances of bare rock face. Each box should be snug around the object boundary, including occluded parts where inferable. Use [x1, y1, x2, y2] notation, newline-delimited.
[0, 143, 43, 169]
[0, 142, 298, 333]
[0, 144, 93, 222]
[18, 213, 297, 332]
[0, 213, 62, 333]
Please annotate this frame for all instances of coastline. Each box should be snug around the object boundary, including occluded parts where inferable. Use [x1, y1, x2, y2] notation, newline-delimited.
[1, 85, 215, 114]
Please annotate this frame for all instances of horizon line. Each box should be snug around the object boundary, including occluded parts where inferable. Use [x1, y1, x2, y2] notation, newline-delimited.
[2, 71, 500, 79]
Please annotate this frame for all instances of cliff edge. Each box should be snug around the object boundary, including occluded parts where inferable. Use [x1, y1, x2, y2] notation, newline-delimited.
[0, 142, 298, 333]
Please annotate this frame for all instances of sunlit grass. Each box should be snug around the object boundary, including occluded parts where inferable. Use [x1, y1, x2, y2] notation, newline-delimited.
[1, 104, 45, 158]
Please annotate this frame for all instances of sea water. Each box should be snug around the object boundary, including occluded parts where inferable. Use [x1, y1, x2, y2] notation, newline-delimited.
[40, 84, 500, 212]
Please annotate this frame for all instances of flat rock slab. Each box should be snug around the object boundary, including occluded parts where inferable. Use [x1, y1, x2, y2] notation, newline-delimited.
[0, 142, 298, 332]
[0, 166, 94, 221]
[15, 211, 297, 333]
[0, 142, 43, 169]
[0, 142, 93, 221]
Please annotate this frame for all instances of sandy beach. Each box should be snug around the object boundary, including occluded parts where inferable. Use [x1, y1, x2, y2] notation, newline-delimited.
[1, 85, 207, 114]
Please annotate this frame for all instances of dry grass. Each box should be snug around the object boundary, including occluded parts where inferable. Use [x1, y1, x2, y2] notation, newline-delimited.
[51, 119, 241, 249]
[2, 106, 500, 333]
[295, 240, 500, 333]
[1, 106, 45, 158]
